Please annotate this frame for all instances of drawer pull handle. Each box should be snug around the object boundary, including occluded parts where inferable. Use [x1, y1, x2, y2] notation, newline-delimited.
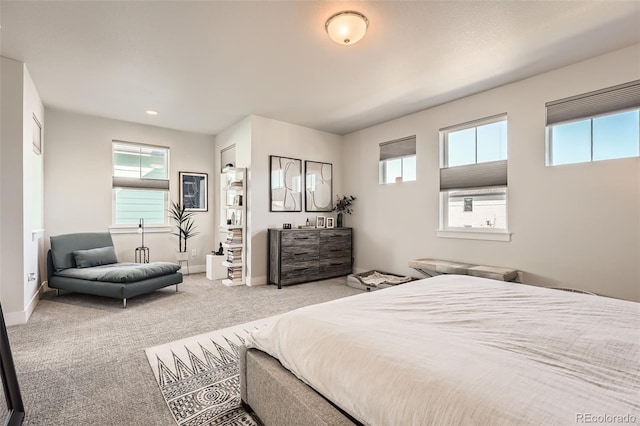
[295, 237, 309, 240]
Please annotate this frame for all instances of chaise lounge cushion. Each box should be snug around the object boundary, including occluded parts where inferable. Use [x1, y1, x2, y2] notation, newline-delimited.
[51, 232, 115, 271]
[73, 246, 119, 268]
[54, 262, 181, 283]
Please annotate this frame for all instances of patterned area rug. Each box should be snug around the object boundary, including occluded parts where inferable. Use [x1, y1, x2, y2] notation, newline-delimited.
[145, 316, 279, 426]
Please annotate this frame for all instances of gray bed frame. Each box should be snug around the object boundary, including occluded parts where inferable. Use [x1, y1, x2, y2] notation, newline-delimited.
[240, 346, 359, 426]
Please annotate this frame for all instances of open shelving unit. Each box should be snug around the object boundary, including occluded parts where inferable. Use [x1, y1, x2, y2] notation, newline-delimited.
[219, 167, 246, 286]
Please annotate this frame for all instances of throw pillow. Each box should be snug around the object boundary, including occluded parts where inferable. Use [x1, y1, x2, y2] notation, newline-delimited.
[73, 246, 118, 268]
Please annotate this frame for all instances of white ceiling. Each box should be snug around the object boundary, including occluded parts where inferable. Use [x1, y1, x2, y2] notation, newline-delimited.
[1, 1, 639, 136]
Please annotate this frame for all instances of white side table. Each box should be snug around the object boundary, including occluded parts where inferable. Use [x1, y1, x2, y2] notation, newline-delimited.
[206, 254, 227, 280]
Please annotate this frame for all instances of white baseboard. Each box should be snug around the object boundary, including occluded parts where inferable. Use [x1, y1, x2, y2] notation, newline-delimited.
[5, 281, 45, 326]
[246, 275, 267, 286]
[182, 264, 205, 275]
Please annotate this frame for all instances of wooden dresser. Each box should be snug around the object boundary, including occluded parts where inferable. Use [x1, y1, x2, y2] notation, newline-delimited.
[268, 228, 353, 289]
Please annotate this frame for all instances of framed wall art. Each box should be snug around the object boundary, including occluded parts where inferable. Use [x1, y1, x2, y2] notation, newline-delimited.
[179, 172, 208, 211]
[305, 161, 333, 212]
[32, 114, 42, 155]
[270, 155, 302, 212]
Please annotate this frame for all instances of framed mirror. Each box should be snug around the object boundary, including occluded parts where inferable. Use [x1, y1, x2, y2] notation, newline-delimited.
[0, 303, 25, 425]
[305, 161, 333, 212]
[270, 156, 302, 212]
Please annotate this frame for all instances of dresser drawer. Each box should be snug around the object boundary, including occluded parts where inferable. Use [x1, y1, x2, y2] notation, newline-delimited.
[322, 244, 350, 257]
[319, 259, 352, 278]
[280, 266, 320, 285]
[320, 230, 351, 251]
[281, 231, 319, 246]
[281, 249, 318, 264]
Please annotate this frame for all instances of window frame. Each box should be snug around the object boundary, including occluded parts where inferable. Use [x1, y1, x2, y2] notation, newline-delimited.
[111, 140, 171, 231]
[379, 154, 416, 184]
[439, 114, 510, 240]
[546, 108, 640, 166]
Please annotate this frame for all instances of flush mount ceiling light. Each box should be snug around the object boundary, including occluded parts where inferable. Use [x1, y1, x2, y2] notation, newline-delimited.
[145, 110, 158, 116]
[325, 10, 369, 45]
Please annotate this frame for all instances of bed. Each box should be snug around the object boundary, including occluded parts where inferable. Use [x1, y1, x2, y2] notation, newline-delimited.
[242, 275, 640, 425]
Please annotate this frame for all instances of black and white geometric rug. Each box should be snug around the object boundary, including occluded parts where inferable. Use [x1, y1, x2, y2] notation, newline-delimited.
[145, 316, 279, 426]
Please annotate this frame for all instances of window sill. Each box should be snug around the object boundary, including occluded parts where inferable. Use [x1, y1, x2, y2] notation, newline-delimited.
[436, 229, 511, 242]
[109, 225, 171, 234]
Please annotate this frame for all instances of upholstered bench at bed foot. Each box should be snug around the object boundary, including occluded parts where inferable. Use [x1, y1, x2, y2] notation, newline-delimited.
[409, 258, 518, 282]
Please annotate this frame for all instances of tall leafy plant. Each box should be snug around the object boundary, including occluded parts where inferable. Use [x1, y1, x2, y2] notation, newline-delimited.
[168, 201, 200, 253]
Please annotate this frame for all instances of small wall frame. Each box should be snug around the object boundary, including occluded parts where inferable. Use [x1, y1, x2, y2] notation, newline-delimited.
[179, 172, 208, 211]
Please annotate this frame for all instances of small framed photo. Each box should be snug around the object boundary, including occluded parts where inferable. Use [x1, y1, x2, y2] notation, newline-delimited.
[316, 216, 326, 228]
[326, 217, 335, 228]
[179, 172, 208, 211]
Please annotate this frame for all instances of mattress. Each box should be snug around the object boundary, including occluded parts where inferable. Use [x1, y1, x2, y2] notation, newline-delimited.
[246, 275, 640, 425]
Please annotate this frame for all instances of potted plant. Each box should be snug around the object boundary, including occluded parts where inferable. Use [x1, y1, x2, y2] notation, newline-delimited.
[168, 201, 200, 260]
[333, 195, 356, 228]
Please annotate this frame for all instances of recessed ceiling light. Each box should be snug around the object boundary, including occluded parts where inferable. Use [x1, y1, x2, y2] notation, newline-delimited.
[145, 110, 158, 116]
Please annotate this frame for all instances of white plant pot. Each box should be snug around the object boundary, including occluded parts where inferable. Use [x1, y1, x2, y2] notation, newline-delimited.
[176, 251, 189, 261]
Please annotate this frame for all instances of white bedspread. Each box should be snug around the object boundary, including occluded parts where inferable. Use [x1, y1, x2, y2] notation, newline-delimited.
[246, 275, 640, 426]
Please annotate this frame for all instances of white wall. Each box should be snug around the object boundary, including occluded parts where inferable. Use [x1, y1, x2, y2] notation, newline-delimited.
[1, 57, 26, 320]
[0, 57, 45, 324]
[342, 44, 640, 302]
[44, 109, 216, 270]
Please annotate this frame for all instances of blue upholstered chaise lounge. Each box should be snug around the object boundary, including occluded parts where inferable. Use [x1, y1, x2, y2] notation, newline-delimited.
[47, 232, 183, 308]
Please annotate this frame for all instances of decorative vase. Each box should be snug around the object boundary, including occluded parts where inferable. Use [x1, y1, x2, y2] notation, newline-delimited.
[337, 212, 343, 228]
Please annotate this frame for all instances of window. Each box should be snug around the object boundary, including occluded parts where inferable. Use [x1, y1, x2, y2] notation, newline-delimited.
[546, 80, 640, 166]
[112, 141, 170, 226]
[379, 136, 416, 184]
[439, 114, 508, 237]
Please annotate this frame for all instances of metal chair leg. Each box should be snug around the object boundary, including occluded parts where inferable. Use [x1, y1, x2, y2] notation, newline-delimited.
[123, 298, 127, 309]
[175, 284, 179, 292]
[55, 289, 59, 296]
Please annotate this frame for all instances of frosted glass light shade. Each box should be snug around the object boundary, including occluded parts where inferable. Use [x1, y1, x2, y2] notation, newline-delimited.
[325, 11, 369, 45]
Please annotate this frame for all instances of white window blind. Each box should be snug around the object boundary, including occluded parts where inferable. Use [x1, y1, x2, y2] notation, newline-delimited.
[379, 136, 416, 161]
[440, 160, 507, 191]
[546, 80, 640, 126]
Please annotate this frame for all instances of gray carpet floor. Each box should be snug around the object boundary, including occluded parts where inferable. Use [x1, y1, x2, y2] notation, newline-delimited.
[7, 274, 361, 425]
